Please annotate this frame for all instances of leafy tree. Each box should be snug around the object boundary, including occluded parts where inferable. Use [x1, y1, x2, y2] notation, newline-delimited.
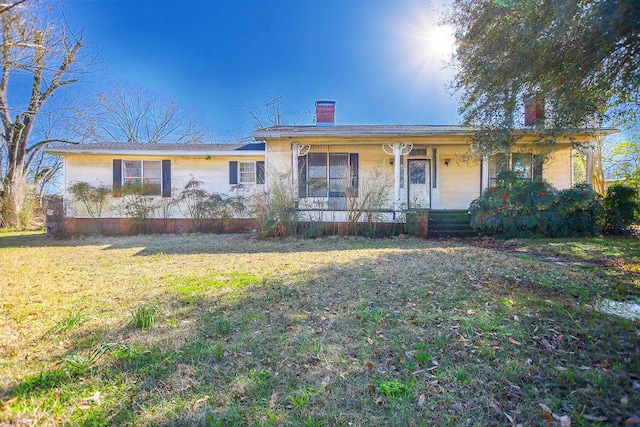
[610, 138, 640, 193]
[446, 0, 639, 155]
[0, 2, 82, 229]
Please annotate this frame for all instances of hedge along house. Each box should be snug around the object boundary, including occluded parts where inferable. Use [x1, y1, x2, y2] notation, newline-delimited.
[45, 142, 265, 235]
[252, 101, 615, 223]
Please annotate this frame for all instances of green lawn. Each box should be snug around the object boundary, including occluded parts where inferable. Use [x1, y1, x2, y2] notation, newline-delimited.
[1, 233, 638, 426]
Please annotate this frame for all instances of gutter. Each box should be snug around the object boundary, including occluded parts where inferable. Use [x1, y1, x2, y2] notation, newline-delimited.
[44, 149, 265, 157]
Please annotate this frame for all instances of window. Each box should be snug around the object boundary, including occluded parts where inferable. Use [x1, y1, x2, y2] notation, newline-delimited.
[123, 160, 161, 196]
[308, 153, 328, 197]
[239, 162, 255, 183]
[489, 153, 542, 186]
[329, 153, 349, 197]
[113, 159, 170, 197]
[299, 153, 358, 198]
[409, 161, 426, 184]
[229, 161, 265, 185]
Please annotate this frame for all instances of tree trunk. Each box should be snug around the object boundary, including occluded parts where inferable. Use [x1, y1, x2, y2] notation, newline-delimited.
[1, 176, 27, 229]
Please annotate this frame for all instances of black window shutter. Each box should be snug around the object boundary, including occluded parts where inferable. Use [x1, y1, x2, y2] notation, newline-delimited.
[112, 159, 122, 197]
[533, 155, 543, 181]
[162, 160, 172, 197]
[349, 153, 359, 197]
[229, 161, 238, 184]
[298, 155, 307, 198]
[256, 161, 265, 184]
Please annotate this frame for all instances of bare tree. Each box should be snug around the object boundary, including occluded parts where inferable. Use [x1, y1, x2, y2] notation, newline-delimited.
[72, 83, 208, 144]
[0, 2, 83, 229]
[0, 0, 28, 15]
[241, 95, 309, 130]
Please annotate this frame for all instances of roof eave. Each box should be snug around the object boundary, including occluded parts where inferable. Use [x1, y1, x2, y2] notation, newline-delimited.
[44, 149, 265, 157]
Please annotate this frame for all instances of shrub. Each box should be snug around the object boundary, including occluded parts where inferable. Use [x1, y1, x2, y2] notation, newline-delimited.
[552, 184, 603, 237]
[469, 171, 602, 237]
[68, 181, 111, 219]
[603, 184, 639, 235]
[405, 210, 428, 237]
[254, 172, 297, 238]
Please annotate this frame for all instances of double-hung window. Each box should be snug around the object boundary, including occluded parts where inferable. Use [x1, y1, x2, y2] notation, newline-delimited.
[228, 161, 265, 185]
[489, 153, 542, 186]
[123, 160, 162, 196]
[239, 162, 256, 184]
[299, 152, 358, 198]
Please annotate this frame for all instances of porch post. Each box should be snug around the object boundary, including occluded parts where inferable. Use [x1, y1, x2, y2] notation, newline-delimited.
[481, 154, 489, 191]
[291, 140, 299, 200]
[394, 143, 401, 211]
[585, 144, 594, 186]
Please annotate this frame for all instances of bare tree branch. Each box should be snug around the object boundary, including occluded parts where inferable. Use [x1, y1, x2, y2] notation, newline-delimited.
[72, 83, 208, 144]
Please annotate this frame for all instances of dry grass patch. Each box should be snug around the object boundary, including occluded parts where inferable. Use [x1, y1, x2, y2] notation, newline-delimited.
[1, 232, 638, 426]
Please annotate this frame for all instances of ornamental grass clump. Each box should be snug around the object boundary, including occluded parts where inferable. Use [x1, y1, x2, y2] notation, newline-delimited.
[469, 171, 602, 237]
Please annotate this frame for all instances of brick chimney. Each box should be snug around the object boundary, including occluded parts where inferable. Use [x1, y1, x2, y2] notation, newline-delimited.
[524, 94, 544, 127]
[315, 100, 336, 126]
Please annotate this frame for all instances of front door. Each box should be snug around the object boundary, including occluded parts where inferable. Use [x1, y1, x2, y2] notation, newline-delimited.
[408, 159, 431, 209]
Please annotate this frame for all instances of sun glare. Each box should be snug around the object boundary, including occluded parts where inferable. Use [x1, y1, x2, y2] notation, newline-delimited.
[391, 4, 456, 85]
[421, 24, 456, 62]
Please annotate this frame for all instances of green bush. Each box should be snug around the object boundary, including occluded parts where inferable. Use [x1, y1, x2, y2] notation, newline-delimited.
[603, 184, 639, 235]
[469, 172, 602, 237]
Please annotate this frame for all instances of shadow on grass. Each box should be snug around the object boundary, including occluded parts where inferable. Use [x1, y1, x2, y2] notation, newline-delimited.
[2, 238, 639, 426]
[0, 230, 475, 256]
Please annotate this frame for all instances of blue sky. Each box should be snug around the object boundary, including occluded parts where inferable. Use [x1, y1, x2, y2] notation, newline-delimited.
[64, 0, 458, 141]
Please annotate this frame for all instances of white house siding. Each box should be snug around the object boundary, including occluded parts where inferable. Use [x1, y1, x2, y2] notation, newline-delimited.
[438, 145, 482, 209]
[64, 154, 264, 219]
[541, 144, 573, 189]
[266, 140, 292, 177]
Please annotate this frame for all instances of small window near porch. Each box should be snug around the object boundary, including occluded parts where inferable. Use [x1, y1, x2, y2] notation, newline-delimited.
[239, 162, 256, 183]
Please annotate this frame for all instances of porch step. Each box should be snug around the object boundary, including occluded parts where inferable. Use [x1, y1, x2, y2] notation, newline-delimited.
[428, 210, 476, 238]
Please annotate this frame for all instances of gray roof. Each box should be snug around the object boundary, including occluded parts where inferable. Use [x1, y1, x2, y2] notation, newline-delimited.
[45, 142, 265, 156]
[253, 125, 472, 139]
[252, 124, 618, 140]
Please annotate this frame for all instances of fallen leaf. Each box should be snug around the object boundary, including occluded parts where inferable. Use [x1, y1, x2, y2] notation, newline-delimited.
[367, 338, 374, 345]
[418, 394, 426, 406]
[626, 416, 640, 425]
[79, 391, 102, 407]
[513, 315, 520, 322]
[321, 375, 331, 390]
[306, 356, 321, 366]
[559, 415, 571, 426]
[365, 361, 374, 371]
[504, 412, 514, 424]
[508, 337, 522, 346]
[193, 395, 210, 406]
[583, 415, 607, 422]
[0, 397, 18, 410]
[269, 390, 279, 409]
